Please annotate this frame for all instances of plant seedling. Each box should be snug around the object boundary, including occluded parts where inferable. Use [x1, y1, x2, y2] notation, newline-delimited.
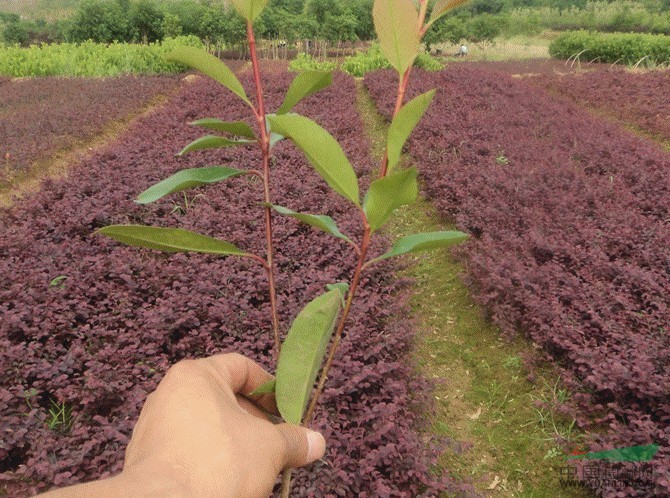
[96, 0, 470, 494]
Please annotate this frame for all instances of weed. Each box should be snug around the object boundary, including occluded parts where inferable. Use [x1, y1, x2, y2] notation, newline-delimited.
[46, 399, 73, 432]
[503, 354, 522, 369]
[170, 192, 205, 215]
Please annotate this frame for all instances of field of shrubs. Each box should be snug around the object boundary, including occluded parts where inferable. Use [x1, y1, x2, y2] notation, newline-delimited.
[366, 66, 669, 496]
[0, 68, 471, 497]
[1, 56, 669, 496]
[0, 75, 179, 186]
[532, 68, 670, 142]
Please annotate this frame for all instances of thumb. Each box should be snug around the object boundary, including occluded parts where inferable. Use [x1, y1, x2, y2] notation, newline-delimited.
[276, 424, 326, 469]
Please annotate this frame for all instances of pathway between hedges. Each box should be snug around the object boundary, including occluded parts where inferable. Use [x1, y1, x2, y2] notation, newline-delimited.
[355, 80, 594, 497]
[0, 78, 190, 209]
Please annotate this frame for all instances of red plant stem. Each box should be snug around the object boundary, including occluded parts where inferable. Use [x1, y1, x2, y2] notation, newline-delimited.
[378, 67, 411, 178]
[379, 0, 430, 176]
[247, 20, 281, 360]
[303, 209, 371, 425]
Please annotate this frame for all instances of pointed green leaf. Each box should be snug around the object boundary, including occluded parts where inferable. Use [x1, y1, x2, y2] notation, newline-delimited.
[275, 290, 342, 424]
[167, 47, 250, 106]
[369, 231, 469, 265]
[277, 71, 333, 115]
[364, 168, 418, 232]
[268, 114, 360, 205]
[326, 282, 349, 296]
[248, 379, 276, 397]
[178, 135, 253, 156]
[267, 204, 352, 243]
[326, 282, 349, 305]
[373, 0, 421, 74]
[387, 90, 435, 173]
[190, 119, 256, 139]
[428, 0, 470, 26]
[230, 0, 268, 22]
[96, 225, 250, 257]
[136, 167, 246, 204]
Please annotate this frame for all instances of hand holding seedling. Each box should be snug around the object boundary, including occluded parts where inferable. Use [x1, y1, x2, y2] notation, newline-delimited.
[39, 354, 325, 498]
[96, 0, 470, 494]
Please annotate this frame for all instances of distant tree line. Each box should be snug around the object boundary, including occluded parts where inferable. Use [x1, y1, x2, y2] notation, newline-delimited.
[1, 0, 669, 48]
[0, 0, 375, 47]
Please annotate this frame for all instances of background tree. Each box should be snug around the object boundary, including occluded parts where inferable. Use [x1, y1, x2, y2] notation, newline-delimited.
[68, 0, 130, 43]
[130, 0, 164, 43]
[162, 13, 183, 38]
[467, 14, 505, 45]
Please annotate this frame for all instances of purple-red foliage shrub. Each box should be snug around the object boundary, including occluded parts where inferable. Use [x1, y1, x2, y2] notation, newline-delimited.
[0, 68, 466, 497]
[532, 68, 670, 142]
[365, 67, 670, 496]
[0, 75, 180, 180]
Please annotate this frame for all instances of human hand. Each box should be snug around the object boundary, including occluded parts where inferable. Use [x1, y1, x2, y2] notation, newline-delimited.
[123, 353, 326, 497]
[41, 353, 325, 498]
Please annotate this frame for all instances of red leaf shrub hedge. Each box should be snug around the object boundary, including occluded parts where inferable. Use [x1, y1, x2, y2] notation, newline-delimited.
[532, 68, 670, 143]
[0, 69, 470, 496]
[365, 67, 670, 496]
[0, 75, 180, 183]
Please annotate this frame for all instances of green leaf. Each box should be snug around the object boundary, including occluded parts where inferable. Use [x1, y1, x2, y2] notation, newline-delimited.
[428, 0, 470, 26]
[49, 275, 67, 287]
[266, 204, 352, 243]
[178, 135, 253, 156]
[248, 379, 276, 397]
[277, 71, 333, 115]
[229, 0, 268, 22]
[326, 282, 349, 305]
[363, 168, 418, 232]
[387, 90, 435, 172]
[136, 166, 246, 204]
[166, 47, 250, 106]
[96, 225, 250, 257]
[326, 282, 349, 296]
[190, 119, 256, 139]
[369, 231, 469, 265]
[268, 114, 360, 205]
[373, 0, 421, 74]
[275, 289, 342, 424]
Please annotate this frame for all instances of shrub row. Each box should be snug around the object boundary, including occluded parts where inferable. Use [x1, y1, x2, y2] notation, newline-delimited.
[532, 68, 670, 142]
[0, 68, 469, 496]
[0, 35, 202, 77]
[0, 75, 180, 183]
[365, 67, 670, 497]
[549, 30, 670, 65]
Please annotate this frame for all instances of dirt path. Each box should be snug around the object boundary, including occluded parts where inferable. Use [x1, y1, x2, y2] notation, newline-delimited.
[355, 80, 594, 497]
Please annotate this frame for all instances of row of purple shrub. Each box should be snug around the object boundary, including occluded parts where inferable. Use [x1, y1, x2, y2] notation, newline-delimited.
[0, 76, 180, 182]
[0, 69, 469, 496]
[365, 67, 669, 496]
[532, 68, 670, 143]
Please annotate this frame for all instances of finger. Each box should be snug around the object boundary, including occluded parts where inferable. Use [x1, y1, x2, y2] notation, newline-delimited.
[236, 394, 273, 421]
[199, 353, 279, 414]
[276, 424, 326, 469]
[203, 353, 272, 394]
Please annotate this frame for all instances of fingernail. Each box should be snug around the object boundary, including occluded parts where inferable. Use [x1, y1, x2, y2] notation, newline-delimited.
[306, 430, 325, 462]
